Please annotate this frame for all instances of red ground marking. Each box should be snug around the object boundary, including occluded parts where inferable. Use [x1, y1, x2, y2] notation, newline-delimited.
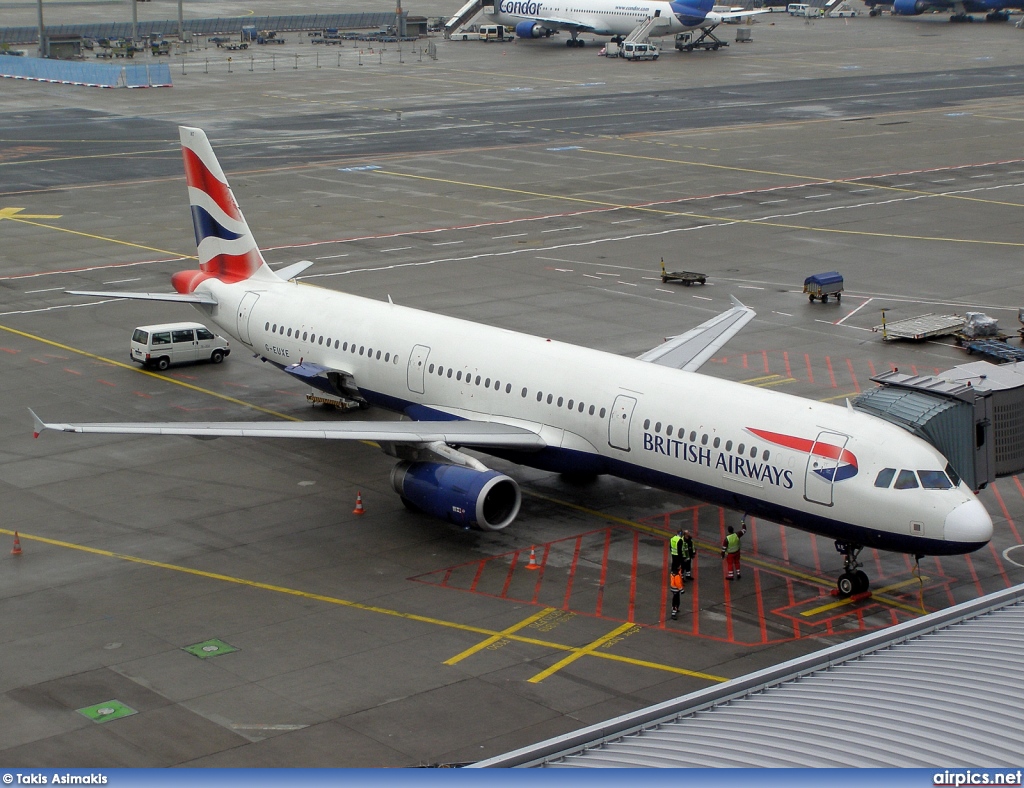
[689, 559, 700, 634]
[845, 358, 860, 393]
[628, 531, 639, 622]
[785, 578, 799, 638]
[596, 529, 611, 617]
[563, 535, 582, 610]
[470, 557, 486, 593]
[867, 359, 877, 377]
[911, 364, 919, 376]
[754, 568, 768, 643]
[964, 553, 984, 597]
[30, 358, 47, 364]
[994, 478, 1023, 543]
[778, 523, 790, 563]
[932, 558, 956, 607]
[872, 547, 884, 577]
[825, 356, 837, 388]
[1, 347, 19, 354]
[986, 540, 1011, 588]
[742, 353, 748, 369]
[169, 373, 197, 380]
[63, 368, 81, 375]
[660, 538, 670, 626]
[531, 543, 550, 604]
[783, 351, 792, 379]
[810, 533, 821, 573]
[762, 350, 769, 374]
[97, 379, 116, 387]
[134, 391, 152, 398]
[723, 569, 734, 642]
[501, 550, 519, 597]
[804, 353, 814, 384]
[222, 381, 250, 388]
[275, 389, 302, 396]
[750, 515, 758, 553]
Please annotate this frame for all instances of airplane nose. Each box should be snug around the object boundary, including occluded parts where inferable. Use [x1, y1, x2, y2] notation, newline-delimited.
[944, 499, 994, 546]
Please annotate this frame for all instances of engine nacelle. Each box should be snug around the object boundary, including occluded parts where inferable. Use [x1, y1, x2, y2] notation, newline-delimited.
[892, 0, 927, 15]
[516, 21, 547, 38]
[390, 462, 521, 531]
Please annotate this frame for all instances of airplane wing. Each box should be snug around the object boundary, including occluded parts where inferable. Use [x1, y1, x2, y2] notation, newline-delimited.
[528, 15, 598, 31]
[30, 410, 547, 450]
[705, 7, 772, 20]
[66, 289, 218, 305]
[636, 296, 755, 372]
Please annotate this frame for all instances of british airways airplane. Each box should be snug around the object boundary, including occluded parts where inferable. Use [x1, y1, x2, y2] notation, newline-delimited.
[32, 127, 994, 598]
[487, 0, 760, 46]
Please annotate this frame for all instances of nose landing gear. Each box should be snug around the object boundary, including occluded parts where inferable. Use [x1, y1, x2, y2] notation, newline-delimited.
[835, 541, 869, 597]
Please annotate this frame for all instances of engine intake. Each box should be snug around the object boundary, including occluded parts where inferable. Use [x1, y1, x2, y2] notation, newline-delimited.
[390, 461, 521, 531]
[892, 0, 927, 15]
[516, 21, 547, 38]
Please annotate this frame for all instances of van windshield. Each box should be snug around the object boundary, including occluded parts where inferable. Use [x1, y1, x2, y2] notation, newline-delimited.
[132, 329, 149, 344]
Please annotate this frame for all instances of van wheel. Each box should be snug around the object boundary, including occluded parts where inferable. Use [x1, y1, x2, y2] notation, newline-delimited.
[156, 357, 170, 371]
[211, 349, 225, 364]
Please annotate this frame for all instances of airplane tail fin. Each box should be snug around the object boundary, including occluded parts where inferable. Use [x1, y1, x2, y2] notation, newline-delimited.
[173, 126, 278, 294]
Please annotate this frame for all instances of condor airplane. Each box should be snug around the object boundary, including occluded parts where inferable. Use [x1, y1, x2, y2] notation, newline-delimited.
[33, 126, 993, 597]
[487, 0, 760, 46]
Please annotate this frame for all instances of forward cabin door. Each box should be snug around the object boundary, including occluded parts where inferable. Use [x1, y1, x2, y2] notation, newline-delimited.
[804, 430, 849, 506]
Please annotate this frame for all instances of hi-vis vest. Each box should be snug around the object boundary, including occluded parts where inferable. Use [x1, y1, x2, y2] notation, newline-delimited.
[726, 533, 741, 554]
[670, 534, 691, 560]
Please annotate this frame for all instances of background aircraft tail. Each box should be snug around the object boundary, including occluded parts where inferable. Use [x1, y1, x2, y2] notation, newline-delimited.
[173, 126, 277, 294]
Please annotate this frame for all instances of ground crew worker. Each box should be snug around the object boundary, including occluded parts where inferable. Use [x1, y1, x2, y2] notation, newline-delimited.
[668, 528, 692, 619]
[680, 529, 695, 580]
[721, 522, 747, 580]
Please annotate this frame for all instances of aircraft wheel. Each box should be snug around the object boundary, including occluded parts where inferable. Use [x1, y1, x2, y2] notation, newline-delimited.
[156, 357, 170, 371]
[566, 38, 574, 46]
[837, 572, 855, 597]
[854, 570, 870, 594]
[579, 39, 585, 46]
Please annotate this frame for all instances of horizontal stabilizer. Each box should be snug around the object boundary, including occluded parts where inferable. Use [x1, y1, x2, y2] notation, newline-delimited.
[30, 410, 547, 450]
[637, 296, 755, 372]
[66, 289, 218, 305]
[273, 260, 314, 281]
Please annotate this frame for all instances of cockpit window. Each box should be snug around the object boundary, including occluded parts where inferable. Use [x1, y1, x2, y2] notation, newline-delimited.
[918, 470, 953, 490]
[894, 469, 919, 490]
[874, 468, 896, 488]
[945, 463, 961, 487]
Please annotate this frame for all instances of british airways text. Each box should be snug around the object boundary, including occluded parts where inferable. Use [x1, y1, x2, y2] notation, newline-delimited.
[643, 432, 795, 488]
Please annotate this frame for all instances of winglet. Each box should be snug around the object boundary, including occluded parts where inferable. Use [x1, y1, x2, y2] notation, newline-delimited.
[28, 408, 46, 439]
[729, 295, 747, 310]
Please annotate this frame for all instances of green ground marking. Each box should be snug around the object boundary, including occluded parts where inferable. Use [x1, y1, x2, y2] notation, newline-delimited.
[77, 700, 137, 723]
[183, 638, 239, 659]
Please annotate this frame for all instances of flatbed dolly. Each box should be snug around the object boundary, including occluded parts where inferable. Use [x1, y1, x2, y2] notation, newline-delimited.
[660, 259, 707, 286]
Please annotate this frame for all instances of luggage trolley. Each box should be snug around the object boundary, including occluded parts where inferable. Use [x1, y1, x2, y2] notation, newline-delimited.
[803, 271, 843, 303]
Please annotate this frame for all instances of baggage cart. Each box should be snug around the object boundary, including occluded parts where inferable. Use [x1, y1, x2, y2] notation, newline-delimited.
[660, 259, 707, 286]
[803, 271, 843, 303]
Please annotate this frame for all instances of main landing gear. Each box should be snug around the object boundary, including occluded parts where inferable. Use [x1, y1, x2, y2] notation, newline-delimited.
[834, 541, 869, 597]
[566, 31, 586, 47]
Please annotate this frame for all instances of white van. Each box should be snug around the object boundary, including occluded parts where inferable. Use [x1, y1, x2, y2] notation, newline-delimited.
[478, 24, 514, 41]
[787, 3, 810, 13]
[130, 322, 230, 370]
[621, 41, 659, 60]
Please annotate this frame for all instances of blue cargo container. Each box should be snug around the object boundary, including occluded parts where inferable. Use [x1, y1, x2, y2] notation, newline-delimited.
[803, 271, 843, 303]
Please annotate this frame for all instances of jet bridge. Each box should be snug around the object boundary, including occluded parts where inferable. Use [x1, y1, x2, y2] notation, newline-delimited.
[853, 361, 1024, 491]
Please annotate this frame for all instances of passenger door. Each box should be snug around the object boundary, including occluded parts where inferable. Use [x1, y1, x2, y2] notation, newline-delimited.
[407, 344, 431, 394]
[803, 430, 849, 506]
[608, 395, 637, 452]
[236, 292, 260, 345]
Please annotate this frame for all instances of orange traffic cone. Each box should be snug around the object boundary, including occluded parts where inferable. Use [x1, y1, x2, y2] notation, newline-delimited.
[525, 546, 539, 570]
[353, 491, 365, 516]
[11, 532, 22, 556]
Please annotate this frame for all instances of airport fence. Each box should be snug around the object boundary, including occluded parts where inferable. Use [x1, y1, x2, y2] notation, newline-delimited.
[0, 56, 171, 87]
[177, 40, 437, 75]
[0, 13, 393, 46]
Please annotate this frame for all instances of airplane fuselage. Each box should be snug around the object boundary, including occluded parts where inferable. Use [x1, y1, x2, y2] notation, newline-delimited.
[194, 277, 990, 558]
[490, 0, 715, 37]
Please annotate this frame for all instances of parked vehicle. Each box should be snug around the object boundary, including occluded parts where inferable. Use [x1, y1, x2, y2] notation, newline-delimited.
[130, 322, 230, 370]
[621, 41, 660, 60]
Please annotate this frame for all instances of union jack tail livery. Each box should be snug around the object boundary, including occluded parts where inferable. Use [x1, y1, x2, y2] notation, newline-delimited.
[173, 126, 274, 294]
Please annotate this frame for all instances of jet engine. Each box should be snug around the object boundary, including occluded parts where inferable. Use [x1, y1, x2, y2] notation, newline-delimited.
[892, 0, 927, 15]
[390, 461, 522, 531]
[516, 21, 548, 37]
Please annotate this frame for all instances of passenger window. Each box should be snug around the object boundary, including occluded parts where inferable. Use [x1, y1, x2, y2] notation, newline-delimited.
[919, 470, 953, 490]
[589, 405, 595, 415]
[343, 342, 348, 350]
[762, 450, 770, 461]
[726, 440, 733, 452]
[476, 376, 481, 385]
[738, 443, 745, 454]
[557, 397, 563, 407]
[547, 394, 553, 404]
[599, 408, 606, 418]
[318, 336, 324, 345]
[457, 371, 463, 381]
[690, 431, 696, 442]
[568, 399, 575, 410]
[713, 437, 721, 449]
[172, 329, 194, 343]
[666, 425, 673, 435]
[376, 350, 381, 360]
[303, 332, 308, 341]
[438, 366, 444, 375]
[894, 470, 919, 490]
[494, 380, 501, 390]
[152, 332, 171, 345]
[447, 369, 453, 378]
[287, 328, 293, 337]
[701, 434, 708, 446]
[265, 322, 270, 330]
[678, 427, 685, 439]
[429, 364, 435, 373]
[197, 328, 215, 340]
[326, 337, 331, 346]
[537, 392, 543, 402]
[506, 384, 511, 393]
[644, 419, 651, 430]
[750, 446, 757, 458]
[385, 352, 389, 361]
[874, 468, 896, 488]
[578, 402, 584, 412]
[336, 340, 340, 349]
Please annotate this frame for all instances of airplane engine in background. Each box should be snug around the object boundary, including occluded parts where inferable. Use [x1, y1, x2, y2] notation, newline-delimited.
[892, 0, 928, 14]
[516, 21, 549, 37]
[390, 462, 522, 531]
